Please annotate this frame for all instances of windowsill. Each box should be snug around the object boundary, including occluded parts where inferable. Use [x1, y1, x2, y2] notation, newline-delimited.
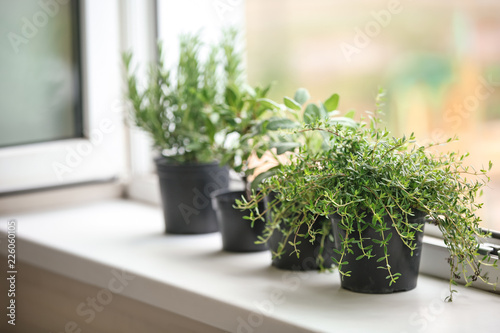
[0, 199, 498, 332]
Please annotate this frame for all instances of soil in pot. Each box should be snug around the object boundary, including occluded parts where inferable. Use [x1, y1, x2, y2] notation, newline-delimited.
[155, 159, 229, 234]
[330, 211, 426, 294]
[212, 189, 268, 252]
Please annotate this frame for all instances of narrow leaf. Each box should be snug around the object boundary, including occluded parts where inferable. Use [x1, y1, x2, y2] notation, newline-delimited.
[258, 98, 281, 110]
[266, 118, 300, 130]
[250, 167, 280, 191]
[284, 96, 302, 111]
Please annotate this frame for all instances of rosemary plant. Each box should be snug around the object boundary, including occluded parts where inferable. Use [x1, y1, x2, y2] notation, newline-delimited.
[123, 29, 243, 164]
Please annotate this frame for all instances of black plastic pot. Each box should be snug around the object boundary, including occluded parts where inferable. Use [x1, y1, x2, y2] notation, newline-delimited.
[211, 189, 268, 252]
[330, 211, 426, 293]
[267, 216, 336, 271]
[265, 194, 336, 271]
[155, 158, 229, 234]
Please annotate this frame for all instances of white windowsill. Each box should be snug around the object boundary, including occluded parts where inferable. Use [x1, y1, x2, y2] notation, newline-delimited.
[0, 199, 498, 332]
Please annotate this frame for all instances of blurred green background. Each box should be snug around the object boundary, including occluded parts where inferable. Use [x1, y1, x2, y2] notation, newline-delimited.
[246, 0, 500, 229]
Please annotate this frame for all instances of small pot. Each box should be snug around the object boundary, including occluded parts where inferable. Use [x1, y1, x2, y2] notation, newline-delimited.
[265, 193, 336, 271]
[330, 211, 426, 293]
[212, 189, 268, 252]
[155, 158, 229, 234]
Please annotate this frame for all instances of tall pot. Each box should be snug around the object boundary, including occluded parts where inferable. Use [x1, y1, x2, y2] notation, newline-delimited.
[155, 158, 229, 234]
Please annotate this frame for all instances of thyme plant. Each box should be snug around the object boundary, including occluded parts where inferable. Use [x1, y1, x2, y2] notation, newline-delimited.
[241, 90, 497, 299]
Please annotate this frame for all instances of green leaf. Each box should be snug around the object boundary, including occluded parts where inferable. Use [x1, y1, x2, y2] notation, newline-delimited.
[294, 88, 310, 105]
[344, 110, 356, 119]
[328, 117, 357, 128]
[271, 142, 301, 155]
[304, 104, 321, 124]
[205, 118, 216, 140]
[258, 98, 281, 110]
[266, 118, 300, 130]
[324, 93, 339, 112]
[318, 102, 329, 119]
[225, 85, 238, 107]
[284, 97, 302, 111]
[250, 167, 280, 191]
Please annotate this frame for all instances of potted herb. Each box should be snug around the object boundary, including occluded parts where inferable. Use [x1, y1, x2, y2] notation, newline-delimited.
[237, 89, 356, 270]
[211, 29, 293, 251]
[258, 90, 497, 296]
[211, 83, 277, 252]
[123, 32, 239, 234]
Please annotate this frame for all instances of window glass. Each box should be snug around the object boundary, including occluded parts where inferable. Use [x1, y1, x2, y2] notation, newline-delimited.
[246, 0, 500, 230]
[0, 0, 82, 147]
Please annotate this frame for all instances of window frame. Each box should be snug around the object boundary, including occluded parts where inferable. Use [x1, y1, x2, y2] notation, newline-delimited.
[0, 0, 126, 193]
[119, 0, 159, 204]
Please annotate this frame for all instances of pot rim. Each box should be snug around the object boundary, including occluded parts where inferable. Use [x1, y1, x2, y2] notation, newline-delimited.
[211, 188, 245, 200]
[154, 156, 222, 168]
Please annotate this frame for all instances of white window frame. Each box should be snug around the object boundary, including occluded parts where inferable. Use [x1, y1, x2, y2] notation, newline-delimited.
[0, 0, 126, 193]
[120, 0, 160, 205]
